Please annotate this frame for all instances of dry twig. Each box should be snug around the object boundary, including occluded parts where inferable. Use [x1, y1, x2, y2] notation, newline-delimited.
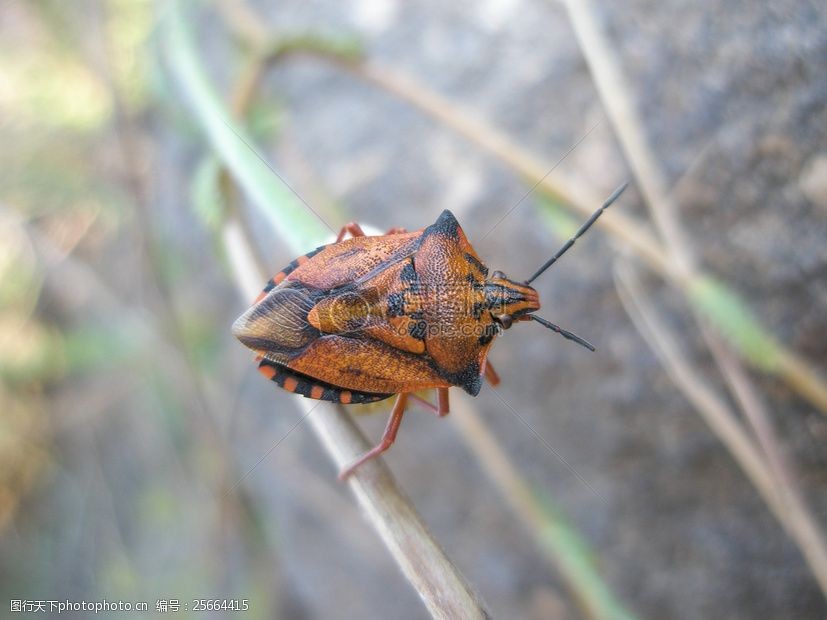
[614, 262, 827, 596]
[563, 0, 827, 597]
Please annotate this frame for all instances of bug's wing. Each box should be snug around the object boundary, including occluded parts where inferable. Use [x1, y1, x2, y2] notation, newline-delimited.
[299, 212, 495, 396]
[236, 281, 450, 394]
[288, 231, 423, 290]
[232, 282, 322, 365]
[235, 230, 450, 395]
[306, 258, 427, 354]
[236, 230, 422, 362]
[293, 257, 451, 393]
[287, 334, 451, 395]
[236, 220, 491, 396]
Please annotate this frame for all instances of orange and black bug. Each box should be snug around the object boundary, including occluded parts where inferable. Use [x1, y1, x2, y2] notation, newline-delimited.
[233, 183, 627, 479]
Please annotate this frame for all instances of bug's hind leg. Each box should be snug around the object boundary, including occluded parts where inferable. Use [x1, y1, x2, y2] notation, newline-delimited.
[484, 361, 501, 387]
[409, 387, 450, 417]
[437, 388, 450, 416]
[335, 222, 366, 242]
[338, 393, 409, 480]
[385, 226, 407, 235]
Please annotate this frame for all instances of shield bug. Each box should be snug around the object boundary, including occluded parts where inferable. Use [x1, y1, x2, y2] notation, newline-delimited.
[233, 183, 627, 479]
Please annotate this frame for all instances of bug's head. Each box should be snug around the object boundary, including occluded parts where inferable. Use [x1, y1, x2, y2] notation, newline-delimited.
[482, 182, 630, 351]
[484, 271, 540, 330]
[483, 268, 596, 351]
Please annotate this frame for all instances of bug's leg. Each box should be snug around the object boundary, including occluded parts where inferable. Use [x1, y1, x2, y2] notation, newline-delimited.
[385, 226, 407, 235]
[335, 222, 366, 242]
[484, 361, 501, 386]
[408, 388, 450, 417]
[437, 388, 450, 416]
[409, 393, 438, 415]
[338, 393, 408, 480]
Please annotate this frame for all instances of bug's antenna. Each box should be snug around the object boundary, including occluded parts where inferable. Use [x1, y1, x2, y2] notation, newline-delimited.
[529, 315, 596, 351]
[525, 181, 628, 284]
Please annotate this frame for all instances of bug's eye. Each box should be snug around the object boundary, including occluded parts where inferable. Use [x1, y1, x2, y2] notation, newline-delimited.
[492, 270, 506, 280]
[497, 314, 513, 329]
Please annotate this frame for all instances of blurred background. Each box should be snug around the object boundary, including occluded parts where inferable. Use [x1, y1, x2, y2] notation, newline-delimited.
[1, 0, 826, 618]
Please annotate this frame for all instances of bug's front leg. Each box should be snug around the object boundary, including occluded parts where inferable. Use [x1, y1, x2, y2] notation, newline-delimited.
[338, 393, 409, 480]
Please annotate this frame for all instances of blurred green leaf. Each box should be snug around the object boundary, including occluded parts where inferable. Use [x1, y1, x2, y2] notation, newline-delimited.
[191, 156, 225, 232]
[179, 315, 221, 372]
[139, 486, 178, 528]
[150, 369, 188, 450]
[61, 324, 145, 375]
[0, 320, 146, 384]
[163, 0, 330, 253]
[105, 0, 153, 110]
[536, 491, 638, 620]
[100, 552, 140, 601]
[247, 100, 284, 141]
[0, 41, 111, 131]
[687, 275, 782, 371]
[536, 195, 581, 240]
[0, 318, 56, 383]
[0, 232, 41, 313]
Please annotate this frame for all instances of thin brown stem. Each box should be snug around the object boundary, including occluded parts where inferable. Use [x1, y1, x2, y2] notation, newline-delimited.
[702, 327, 827, 593]
[614, 261, 780, 506]
[450, 395, 634, 620]
[564, 0, 827, 597]
[563, 0, 694, 276]
[614, 261, 827, 597]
